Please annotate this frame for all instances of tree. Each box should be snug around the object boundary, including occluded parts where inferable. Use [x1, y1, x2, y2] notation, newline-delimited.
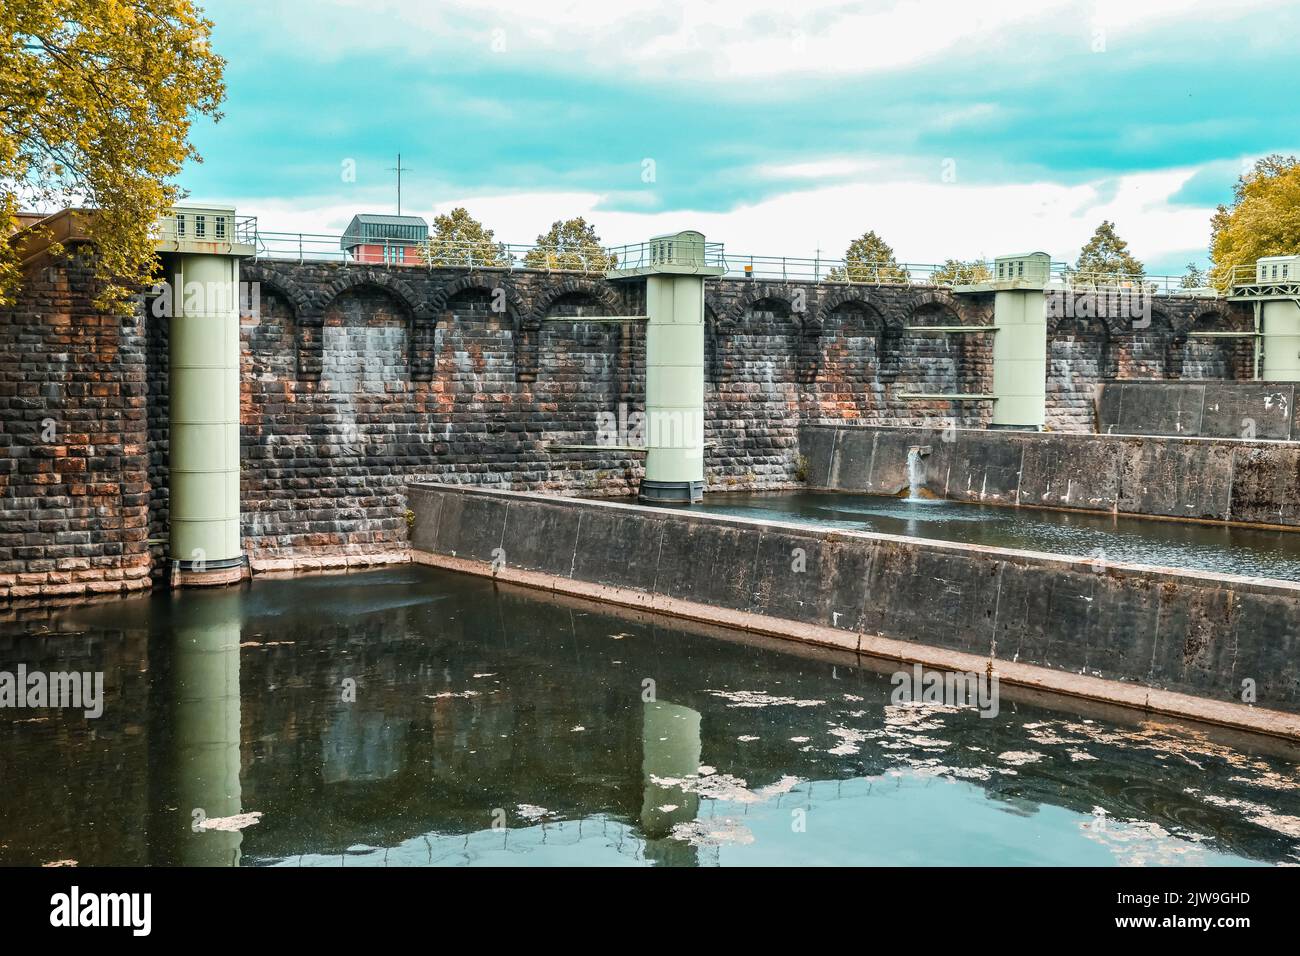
[826, 230, 910, 283]
[1, 0, 226, 311]
[930, 258, 992, 286]
[1180, 262, 1208, 289]
[421, 207, 509, 267]
[1210, 154, 1300, 289]
[523, 217, 616, 272]
[1071, 221, 1145, 281]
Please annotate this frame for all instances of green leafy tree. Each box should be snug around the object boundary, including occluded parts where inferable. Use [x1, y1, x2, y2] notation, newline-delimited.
[1, 0, 226, 310]
[523, 217, 616, 272]
[930, 258, 993, 286]
[1210, 154, 1300, 288]
[826, 230, 910, 283]
[1071, 221, 1145, 281]
[421, 207, 508, 267]
[1180, 262, 1208, 288]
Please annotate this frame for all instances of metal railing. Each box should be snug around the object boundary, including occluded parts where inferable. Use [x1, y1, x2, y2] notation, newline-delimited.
[243, 226, 1201, 294]
[1224, 262, 1300, 290]
[153, 212, 258, 245]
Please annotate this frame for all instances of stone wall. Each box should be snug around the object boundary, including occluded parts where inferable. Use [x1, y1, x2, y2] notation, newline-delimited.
[802, 423, 1300, 528]
[0, 249, 1258, 597]
[0, 249, 152, 600]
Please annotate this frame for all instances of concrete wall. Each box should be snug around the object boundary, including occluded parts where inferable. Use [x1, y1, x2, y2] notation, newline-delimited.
[407, 483, 1300, 725]
[801, 423, 1300, 528]
[1098, 381, 1298, 440]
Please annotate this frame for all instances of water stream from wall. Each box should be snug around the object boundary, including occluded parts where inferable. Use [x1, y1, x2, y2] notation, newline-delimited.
[905, 447, 926, 502]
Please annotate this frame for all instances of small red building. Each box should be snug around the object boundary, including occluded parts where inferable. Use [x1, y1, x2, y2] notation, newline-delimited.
[341, 213, 429, 265]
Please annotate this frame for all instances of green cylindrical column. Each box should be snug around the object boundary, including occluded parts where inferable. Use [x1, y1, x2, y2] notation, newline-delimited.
[640, 274, 706, 503]
[991, 289, 1047, 428]
[170, 254, 242, 578]
[1262, 299, 1300, 381]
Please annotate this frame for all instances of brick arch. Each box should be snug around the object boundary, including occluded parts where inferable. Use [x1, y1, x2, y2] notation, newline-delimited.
[725, 285, 800, 327]
[428, 274, 527, 318]
[905, 290, 962, 323]
[530, 277, 621, 322]
[240, 264, 313, 318]
[319, 269, 425, 320]
[816, 288, 889, 327]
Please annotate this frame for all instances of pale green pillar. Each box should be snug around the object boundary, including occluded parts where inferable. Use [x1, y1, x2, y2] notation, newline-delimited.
[991, 289, 1048, 427]
[170, 253, 243, 574]
[1262, 299, 1300, 381]
[606, 230, 724, 504]
[643, 274, 707, 502]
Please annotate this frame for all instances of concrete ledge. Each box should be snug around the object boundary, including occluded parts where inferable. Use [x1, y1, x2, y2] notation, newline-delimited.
[409, 483, 1300, 735]
[802, 422, 1300, 529]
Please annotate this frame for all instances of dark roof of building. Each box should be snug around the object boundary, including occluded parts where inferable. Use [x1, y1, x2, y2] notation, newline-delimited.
[341, 213, 429, 250]
[347, 214, 429, 228]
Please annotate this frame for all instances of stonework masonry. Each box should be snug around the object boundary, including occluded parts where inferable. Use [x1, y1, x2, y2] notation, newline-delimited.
[0, 250, 1256, 599]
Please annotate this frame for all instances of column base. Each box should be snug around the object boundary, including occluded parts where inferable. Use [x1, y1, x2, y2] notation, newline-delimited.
[638, 479, 705, 505]
[169, 555, 247, 589]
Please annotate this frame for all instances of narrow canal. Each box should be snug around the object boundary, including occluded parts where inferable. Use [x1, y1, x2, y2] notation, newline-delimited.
[2, 565, 1298, 866]
[686, 491, 1300, 582]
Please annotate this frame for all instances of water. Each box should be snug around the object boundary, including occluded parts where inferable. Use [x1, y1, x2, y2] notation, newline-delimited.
[905, 446, 931, 502]
[2, 565, 1299, 867]
[686, 491, 1300, 582]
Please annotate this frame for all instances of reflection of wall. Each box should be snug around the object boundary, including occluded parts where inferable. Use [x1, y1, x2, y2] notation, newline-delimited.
[321, 709, 408, 784]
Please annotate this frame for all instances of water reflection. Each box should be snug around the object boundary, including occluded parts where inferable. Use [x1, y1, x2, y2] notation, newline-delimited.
[1, 565, 1299, 867]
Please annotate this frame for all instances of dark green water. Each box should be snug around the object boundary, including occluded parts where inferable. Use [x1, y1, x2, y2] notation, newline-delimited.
[686, 491, 1300, 581]
[2, 565, 1299, 866]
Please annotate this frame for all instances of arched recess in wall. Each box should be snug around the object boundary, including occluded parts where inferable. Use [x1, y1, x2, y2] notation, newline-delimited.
[704, 302, 722, 385]
[905, 295, 965, 396]
[1050, 314, 1116, 390]
[815, 291, 887, 405]
[422, 276, 525, 384]
[243, 283, 300, 383]
[320, 282, 416, 396]
[723, 293, 799, 391]
[1180, 307, 1240, 380]
[532, 281, 622, 404]
[240, 265, 317, 380]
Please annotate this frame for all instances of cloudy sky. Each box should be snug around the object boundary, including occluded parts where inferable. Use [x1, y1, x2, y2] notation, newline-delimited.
[182, 0, 1300, 275]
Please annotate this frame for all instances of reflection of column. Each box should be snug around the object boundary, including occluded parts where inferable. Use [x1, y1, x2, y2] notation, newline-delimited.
[640, 701, 701, 866]
[171, 591, 244, 866]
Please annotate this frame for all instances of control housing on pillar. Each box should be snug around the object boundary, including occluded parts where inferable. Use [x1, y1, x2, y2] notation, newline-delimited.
[607, 231, 725, 504]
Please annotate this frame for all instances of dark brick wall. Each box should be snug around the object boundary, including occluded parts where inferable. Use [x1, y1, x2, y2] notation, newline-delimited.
[0, 252, 1257, 596]
[0, 250, 152, 600]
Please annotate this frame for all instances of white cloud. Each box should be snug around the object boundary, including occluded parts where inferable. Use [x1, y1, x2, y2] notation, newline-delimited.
[253, 0, 1289, 83]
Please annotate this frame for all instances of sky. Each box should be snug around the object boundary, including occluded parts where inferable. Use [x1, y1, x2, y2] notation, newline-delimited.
[180, 0, 1300, 276]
